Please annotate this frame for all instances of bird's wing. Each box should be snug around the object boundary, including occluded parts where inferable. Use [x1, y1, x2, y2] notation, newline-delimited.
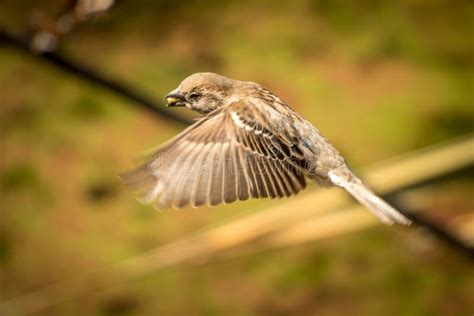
[120, 100, 307, 209]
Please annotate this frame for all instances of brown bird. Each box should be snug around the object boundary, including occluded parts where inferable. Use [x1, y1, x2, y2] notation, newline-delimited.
[121, 72, 410, 225]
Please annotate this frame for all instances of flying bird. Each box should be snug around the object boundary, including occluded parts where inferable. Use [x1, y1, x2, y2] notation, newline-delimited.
[121, 72, 410, 225]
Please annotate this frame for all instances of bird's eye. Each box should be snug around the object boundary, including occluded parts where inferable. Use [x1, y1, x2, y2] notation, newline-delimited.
[188, 92, 200, 101]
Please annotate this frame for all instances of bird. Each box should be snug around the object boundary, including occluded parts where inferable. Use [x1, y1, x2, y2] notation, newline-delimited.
[120, 72, 410, 225]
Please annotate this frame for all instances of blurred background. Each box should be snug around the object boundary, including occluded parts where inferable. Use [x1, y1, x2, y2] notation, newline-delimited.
[0, 1, 473, 315]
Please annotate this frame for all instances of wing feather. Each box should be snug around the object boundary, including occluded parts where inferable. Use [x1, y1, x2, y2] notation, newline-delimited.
[246, 151, 264, 198]
[256, 155, 273, 198]
[266, 159, 287, 197]
[206, 142, 223, 206]
[172, 142, 204, 208]
[190, 142, 214, 207]
[234, 144, 252, 200]
[222, 141, 238, 203]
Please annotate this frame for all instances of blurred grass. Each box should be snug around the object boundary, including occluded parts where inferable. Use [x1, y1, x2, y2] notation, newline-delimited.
[0, 1, 473, 315]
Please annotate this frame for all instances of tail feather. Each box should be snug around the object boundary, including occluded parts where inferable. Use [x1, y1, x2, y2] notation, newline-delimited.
[328, 170, 411, 225]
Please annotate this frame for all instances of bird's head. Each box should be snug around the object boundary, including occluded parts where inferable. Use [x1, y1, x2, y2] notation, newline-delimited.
[165, 72, 237, 114]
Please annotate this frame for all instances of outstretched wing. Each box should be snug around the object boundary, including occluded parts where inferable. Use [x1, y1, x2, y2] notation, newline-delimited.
[120, 99, 307, 209]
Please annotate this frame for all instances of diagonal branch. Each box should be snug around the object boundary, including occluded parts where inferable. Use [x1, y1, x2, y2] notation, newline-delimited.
[0, 28, 192, 125]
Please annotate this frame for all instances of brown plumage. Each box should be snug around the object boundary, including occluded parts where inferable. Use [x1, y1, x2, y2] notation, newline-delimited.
[120, 72, 410, 225]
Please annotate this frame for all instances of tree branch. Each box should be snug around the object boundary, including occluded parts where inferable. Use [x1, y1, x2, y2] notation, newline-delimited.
[0, 28, 192, 125]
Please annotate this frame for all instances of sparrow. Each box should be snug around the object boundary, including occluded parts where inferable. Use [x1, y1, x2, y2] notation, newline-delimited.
[121, 72, 410, 225]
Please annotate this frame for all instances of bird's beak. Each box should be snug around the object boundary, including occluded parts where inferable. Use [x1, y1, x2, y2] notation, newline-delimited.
[165, 89, 186, 107]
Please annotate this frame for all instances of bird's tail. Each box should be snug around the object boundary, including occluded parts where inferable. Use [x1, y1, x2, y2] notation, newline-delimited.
[328, 169, 411, 225]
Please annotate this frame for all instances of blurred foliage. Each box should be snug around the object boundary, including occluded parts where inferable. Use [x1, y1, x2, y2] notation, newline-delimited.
[0, 0, 473, 315]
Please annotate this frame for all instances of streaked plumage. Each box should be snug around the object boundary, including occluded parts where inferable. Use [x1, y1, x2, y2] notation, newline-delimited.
[121, 72, 410, 225]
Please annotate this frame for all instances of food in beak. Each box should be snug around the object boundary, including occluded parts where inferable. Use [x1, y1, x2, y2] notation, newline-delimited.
[165, 93, 186, 107]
